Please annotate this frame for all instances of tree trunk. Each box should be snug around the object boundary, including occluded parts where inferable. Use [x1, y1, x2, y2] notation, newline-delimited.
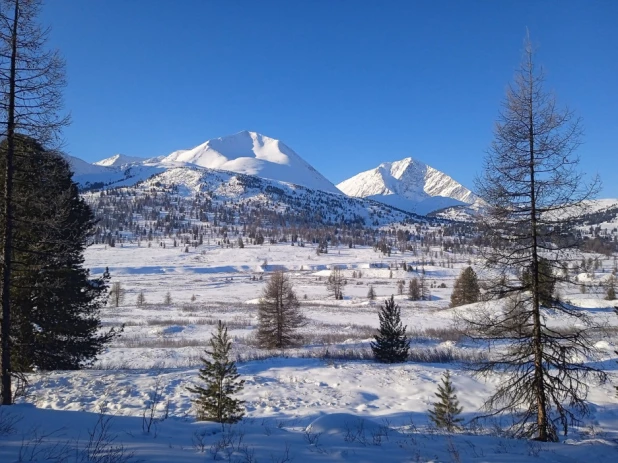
[1, 0, 19, 406]
[527, 62, 548, 441]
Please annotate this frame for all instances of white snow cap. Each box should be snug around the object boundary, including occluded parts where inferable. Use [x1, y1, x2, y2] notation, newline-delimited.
[161, 130, 340, 194]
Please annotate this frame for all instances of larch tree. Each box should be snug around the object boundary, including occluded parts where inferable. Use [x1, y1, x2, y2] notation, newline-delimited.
[450, 266, 480, 308]
[256, 271, 305, 349]
[327, 266, 345, 300]
[109, 282, 125, 308]
[408, 278, 421, 301]
[459, 34, 605, 441]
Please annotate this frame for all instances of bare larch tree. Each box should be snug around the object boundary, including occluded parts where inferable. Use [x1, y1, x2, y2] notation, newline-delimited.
[459, 34, 605, 441]
[256, 271, 305, 349]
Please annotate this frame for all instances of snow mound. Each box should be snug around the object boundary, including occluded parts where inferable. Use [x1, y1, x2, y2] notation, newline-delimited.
[305, 413, 389, 436]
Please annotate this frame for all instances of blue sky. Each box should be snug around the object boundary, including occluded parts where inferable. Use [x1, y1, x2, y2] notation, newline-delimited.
[40, 1, 618, 196]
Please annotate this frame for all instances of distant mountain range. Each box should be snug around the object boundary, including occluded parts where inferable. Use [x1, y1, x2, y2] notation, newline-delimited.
[64, 131, 479, 216]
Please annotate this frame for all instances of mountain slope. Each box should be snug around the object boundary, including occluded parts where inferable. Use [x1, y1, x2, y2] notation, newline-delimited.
[161, 131, 340, 194]
[337, 157, 479, 215]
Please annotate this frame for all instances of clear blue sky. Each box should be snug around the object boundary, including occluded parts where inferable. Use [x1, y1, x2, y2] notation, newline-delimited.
[40, 0, 618, 197]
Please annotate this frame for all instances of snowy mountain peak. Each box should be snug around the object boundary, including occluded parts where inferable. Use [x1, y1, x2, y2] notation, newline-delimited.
[160, 131, 339, 194]
[93, 153, 147, 167]
[337, 156, 479, 215]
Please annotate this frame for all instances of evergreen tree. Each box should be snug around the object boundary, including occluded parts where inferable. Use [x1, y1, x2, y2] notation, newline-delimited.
[0, 0, 69, 404]
[256, 271, 305, 349]
[1, 136, 115, 373]
[164, 291, 172, 305]
[371, 295, 410, 363]
[187, 321, 244, 426]
[367, 285, 376, 301]
[428, 370, 464, 432]
[450, 266, 481, 308]
[408, 278, 420, 301]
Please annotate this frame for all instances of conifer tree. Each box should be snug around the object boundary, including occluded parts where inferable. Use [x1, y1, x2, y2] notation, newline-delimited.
[408, 278, 420, 301]
[367, 285, 376, 301]
[136, 291, 146, 307]
[109, 281, 125, 307]
[605, 275, 616, 301]
[371, 295, 410, 363]
[428, 370, 464, 432]
[0, 0, 69, 404]
[461, 35, 605, 441]
[450, 266, 481, 308]
[187, 321, 244, 426]
[327, 266, 345, 300]
[1, 136, 115, 374]
[256, 271, 305, 349]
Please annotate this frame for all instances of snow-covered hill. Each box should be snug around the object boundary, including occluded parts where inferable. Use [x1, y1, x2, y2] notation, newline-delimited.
[337, 157, 481, 215]
[160, 131, 340, 194]
[118, 165, 426, 227]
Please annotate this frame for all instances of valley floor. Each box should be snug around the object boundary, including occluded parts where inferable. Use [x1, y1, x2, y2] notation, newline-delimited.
[2, 242, 618, 462]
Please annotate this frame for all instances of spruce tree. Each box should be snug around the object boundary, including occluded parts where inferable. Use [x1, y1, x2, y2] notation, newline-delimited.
[0, 0, 70, 404]
[371, 295, 410, 363]
[367, 285, 376, 301]
[450, 266, 481, 308]
[428, 370, 464, 432]
[187, 321, 245, 426]
[1, 136, 115, 372]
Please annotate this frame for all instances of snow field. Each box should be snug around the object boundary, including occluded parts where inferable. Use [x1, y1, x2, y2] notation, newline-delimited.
[2, 241, 618, 461]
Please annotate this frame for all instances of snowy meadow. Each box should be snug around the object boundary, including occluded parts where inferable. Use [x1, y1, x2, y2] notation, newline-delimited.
[2, 239, 617, 462]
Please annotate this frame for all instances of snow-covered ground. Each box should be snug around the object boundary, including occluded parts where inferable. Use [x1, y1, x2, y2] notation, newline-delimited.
[1, 241, 618, 462]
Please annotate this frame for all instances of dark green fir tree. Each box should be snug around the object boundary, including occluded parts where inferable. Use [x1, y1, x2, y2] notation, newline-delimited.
[428, 370, 464, 432]
[2, 136, 116, 372]
[371, 295, 410, 363]
[187, 321, 245, 426]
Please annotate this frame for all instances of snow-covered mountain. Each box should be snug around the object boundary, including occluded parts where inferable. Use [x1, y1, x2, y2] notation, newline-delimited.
[160, 131, 340, 194]
[337, 157, 480, 215]
[93, 154, 148, 167]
